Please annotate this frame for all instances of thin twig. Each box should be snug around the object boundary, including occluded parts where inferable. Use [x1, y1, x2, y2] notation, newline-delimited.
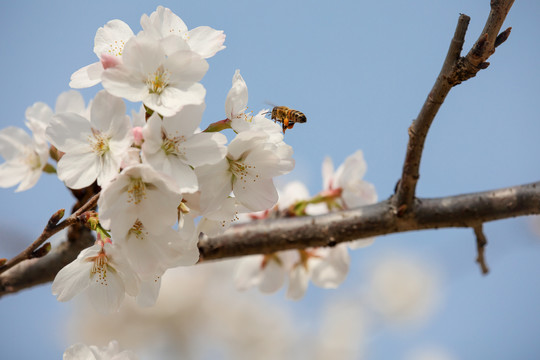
[473, 225, 489, 275]
[395, 0, 514, 213]
[0, 192, 100, 275]
[394, 14, 470, 213]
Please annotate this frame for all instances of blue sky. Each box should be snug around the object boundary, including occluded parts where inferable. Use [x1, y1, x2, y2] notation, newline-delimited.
[1, 1, 540, 359]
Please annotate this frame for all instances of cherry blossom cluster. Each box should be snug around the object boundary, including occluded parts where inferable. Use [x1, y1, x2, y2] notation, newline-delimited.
[63, 340, 137, 360]
[0, 6, 294, 312]
[234, 150, 377, 299]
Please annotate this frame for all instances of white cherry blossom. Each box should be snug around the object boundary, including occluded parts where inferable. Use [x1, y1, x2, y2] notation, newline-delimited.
[286, 245, 350, 300]
[225, 70, 282, 137]
[0, 127, 48, 192]
[98, 164, 182, 238]
[225, 69, 248, 122]
[70, 19, 135, 89]
[235, 251, 296, 294]
[52, 240, 139, 313]
[101, 34, 208, 117]
[322, 150, 377, 209]
[196, 197, 243, 236]
[196, 130, 294, 212]
[322, 150, 377, 249]
[140, 6, 226, 59]
[63, 340, 138, 360]
[46, 90, 133, 189]
[118, 220, 199, 281]
[25, 90, 88, 146]
[141, 105, 227, 193]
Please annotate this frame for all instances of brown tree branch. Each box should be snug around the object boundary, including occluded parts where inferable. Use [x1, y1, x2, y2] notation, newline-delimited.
[395, 0, 514, 213]
[1, 181, 539, 296]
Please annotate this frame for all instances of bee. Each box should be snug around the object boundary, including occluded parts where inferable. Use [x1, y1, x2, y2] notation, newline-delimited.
[269, 106, 307, 134]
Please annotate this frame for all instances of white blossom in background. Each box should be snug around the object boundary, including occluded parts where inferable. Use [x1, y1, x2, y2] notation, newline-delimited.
[322, 150, 377, 249]
[367, 254, 441, 326]
[70, 19, 135, 89]
[101, 33, 208, 117]
[46, 90, 133, 189]
[98, 164, 182, 238]
[404, 346, 458, 360]
[314, 299, 367, 360]
[52, 239, 139, 314]
[140, 5, 226, 59]
[286, 245, 350, 300]
[68, 263, 300, 360]
[141, 105, 227, 193]
[0, 127, 49, 192]
[235, 251, 297, 294]
[322, 150, 377, 209]
[63, 340, 138, 360]
[197, 130, 294, 212]
[234, 242, 350, 300]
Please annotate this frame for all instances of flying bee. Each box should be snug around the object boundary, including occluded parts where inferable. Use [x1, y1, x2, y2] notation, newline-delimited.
[267, 106, 307, 134]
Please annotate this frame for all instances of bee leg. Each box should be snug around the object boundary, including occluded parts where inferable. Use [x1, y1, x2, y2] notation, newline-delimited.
[283, 118, 289, 134]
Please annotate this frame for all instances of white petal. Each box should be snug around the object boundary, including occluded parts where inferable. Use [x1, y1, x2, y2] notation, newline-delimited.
[94, 19, 134, 57]
[57, 152, 100, 189]
[187, 26, 226, 58]
[141, 6, 188, 39]
[169, 161, 199, 193]
[52, 256, 93, 302]
[286, 265, 310, 300]
[234, 177, 278, 212]
[196, 159, 232, 213]
[259, 259, 286, 293]
[225, 70, 248, 119]
[348, 237, 376, 249]
[46, 113, 92, 153]
[310, 245, 350, 288]
[278, 181, 310, 209]
[90, 90, 127, 133]
[227, 132, 265, 161]
[69, 62, 104, 89]
[0, 127, 32, 160]
[342, 180, 378, 209]
[15, 166, 42, 192]
[101, 66, 147, 103]
[321, 156, 334, 190]
[87, 267, 126, 313]
[335, 150, 367, 188]
[234, 255, 265, 290]
[244, 147, 288, 178]
[136, 275, 162, 307]
[97, 152, 121, 186]
[183, 132, 227, 167]
[25, 102, 53, 142]
[122, 229, 169, 279]
[63, 343, 96, 360]
[55, 90, 86, 115]
[0, 162, 28, 189]
[166, 50, 209, 83]
[162, 103, 205, 136]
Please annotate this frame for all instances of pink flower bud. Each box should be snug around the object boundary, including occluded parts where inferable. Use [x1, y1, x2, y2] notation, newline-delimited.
[132, 126, 144, 147]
